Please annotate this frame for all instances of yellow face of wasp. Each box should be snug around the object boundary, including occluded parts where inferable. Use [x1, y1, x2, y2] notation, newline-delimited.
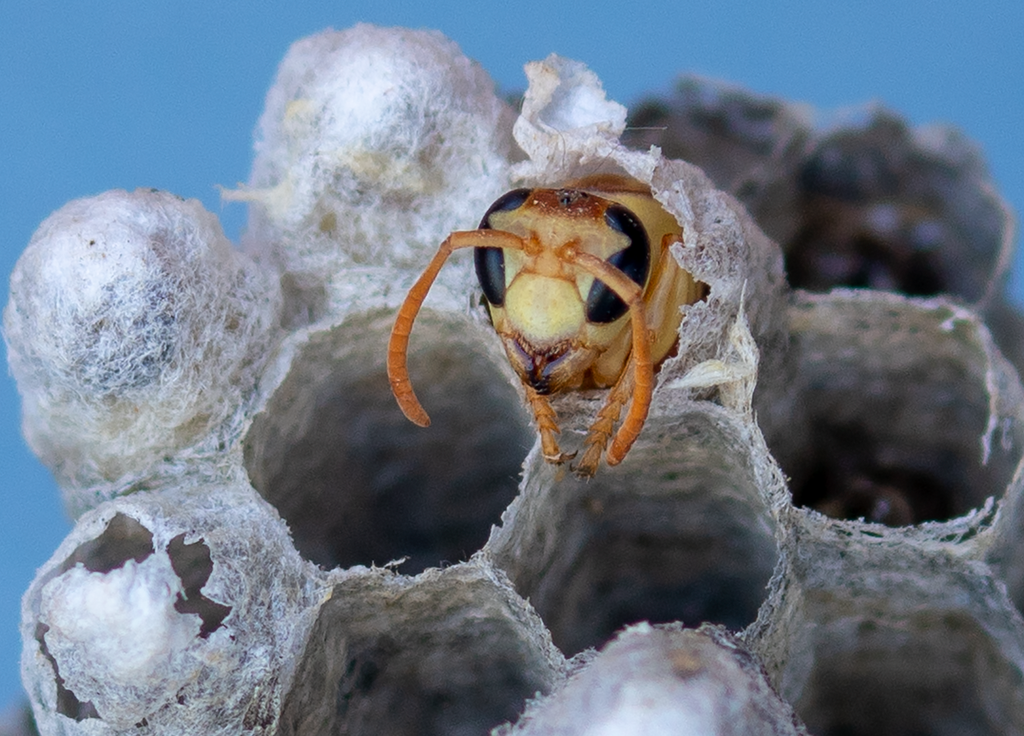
[474, 186, 653, 394]
[387, 173, 696, 473]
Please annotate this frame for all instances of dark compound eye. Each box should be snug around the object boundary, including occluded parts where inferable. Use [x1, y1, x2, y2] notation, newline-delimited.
[473, 189, 531, 307]
[474, 247, 506, 306]
[585, 204, 651, 324]
[478, 188, 532, 228]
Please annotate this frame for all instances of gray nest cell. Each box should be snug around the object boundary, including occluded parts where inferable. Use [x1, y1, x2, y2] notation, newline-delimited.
[5, 23, 1023, 736]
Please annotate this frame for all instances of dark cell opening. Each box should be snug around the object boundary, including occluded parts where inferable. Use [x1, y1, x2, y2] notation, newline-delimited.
[534, 493, 774, 656]
[276, 573, 554, 736]
[58, 513, 154, 575]
[782, 118, 1004, 304]
[243, 314, 532, 574]
[167, 534, 232, 638]
[791, 428, 958, 526]
[785, 205, 947, 297]
[779, 297, 1023, 529]
[35, 623, 99, 722]
[493, 417, 779, 658]
[795, 612, 1024, 736]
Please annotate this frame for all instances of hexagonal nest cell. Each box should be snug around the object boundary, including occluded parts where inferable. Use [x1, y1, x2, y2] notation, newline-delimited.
[7, 24, 1024, 736]
[242, 310, 533, 573]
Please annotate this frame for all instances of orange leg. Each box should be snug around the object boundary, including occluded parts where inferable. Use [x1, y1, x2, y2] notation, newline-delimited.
[567, 250, 655, 472]
[574, 353, 637, 477]
[606, 324, 655, 466]
[387, 229, 527, 426]
[525, 386, 575, 464]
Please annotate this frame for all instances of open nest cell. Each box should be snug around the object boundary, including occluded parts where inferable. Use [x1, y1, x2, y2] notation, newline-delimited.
[243, 310, 533, 573]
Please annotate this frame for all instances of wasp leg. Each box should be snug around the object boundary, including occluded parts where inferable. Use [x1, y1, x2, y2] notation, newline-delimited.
[606, 324, 654, 466]
[565, 250, 655, 473]
[575, 356, 638, 477]
[388, 229, 527, 427]
[526, 386, 576, 464]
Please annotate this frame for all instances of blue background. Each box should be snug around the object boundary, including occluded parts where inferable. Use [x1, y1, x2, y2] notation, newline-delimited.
[2, 1, 1022, 712]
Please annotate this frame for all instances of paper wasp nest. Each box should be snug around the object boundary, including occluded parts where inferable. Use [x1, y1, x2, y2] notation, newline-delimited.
[7, 23, 1023, 736]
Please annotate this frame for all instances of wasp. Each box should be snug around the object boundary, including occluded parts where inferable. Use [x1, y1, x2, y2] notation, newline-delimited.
[387, 173, 705, 477]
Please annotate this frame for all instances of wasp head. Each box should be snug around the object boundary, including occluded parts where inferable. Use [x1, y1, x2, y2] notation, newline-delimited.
[473, 186, 651, 394]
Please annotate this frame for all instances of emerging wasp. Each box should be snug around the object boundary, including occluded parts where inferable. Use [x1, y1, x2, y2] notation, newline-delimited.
[387, 173, 705, 477]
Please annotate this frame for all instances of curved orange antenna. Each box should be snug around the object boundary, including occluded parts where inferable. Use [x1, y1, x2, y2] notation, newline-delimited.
[387, 229, 528, 426]
[568, 250, 653, 466]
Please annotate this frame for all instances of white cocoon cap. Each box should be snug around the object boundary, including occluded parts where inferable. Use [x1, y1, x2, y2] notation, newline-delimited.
[3, 189, 281, 509]
[235, 24, 516, 295]
[38, 556, 200, 728]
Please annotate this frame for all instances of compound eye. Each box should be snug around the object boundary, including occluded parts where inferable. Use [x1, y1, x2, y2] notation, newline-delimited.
[585, 204, 651, 323]
[478, 188, 532, 228]
[474, 246, 506, 306]
[473, 189, 531, 307]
